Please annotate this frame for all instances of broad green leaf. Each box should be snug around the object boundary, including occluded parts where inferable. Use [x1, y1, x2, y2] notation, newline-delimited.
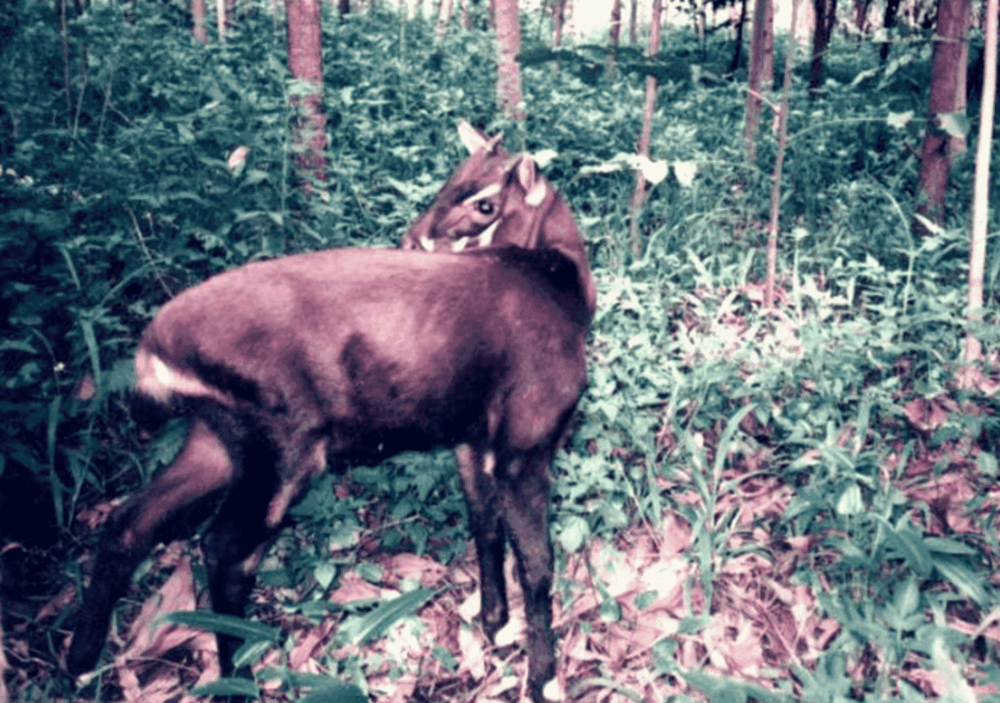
[599, 597, 622, 622]
[934, 556, 987, 605]
[558, 515, 591, 553]
[355, 562, 383, 583]
[191, 677, 259, 697]
[341, 589, 436, 645]
[159, 611, 281, 643]
[298, 681, 369, 703]
[232, 638, 272, 669]
[894, 575, 920, 619]
[314, 562, 337, 589]
[884, 518, 933, 577]
[925, 537, 978, 556]
[979, 452, 998, 477]
[936, 110, 969, 139]
[835, 482, 863, 516]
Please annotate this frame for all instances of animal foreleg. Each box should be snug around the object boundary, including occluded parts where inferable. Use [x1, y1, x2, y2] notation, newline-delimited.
[501, 450, 557, 703]
[454, 444, 508, 639]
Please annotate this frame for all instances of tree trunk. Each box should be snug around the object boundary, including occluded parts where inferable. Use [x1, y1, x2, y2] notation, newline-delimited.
[744, 0, 773, 163]
[192, 0, 207, 42]
[0, 594, 7, 703]
[71, 0, 88, 92]
[494, 0, 523, 119]
[461, 0, 470, 29]
[853, 0, 871, 34]
[628, 0, 637, 43]
[964, 0, 996, 362]
[879, 0, 900, 60]
[0, 0, 17, 61]
[808, 0, 836, 95]
[916, 0, 970, 228]
[628, 0, 663, 258]
[339, 0, 349, 16]
[553, 0, 564, 46]
[436, 0, 453, 42]
[59, 0, 72, 118]
[552, 0, 564, 74]
[955, 9, 968, 149]
[765, 0, 801, 309]
[729, 0, 747, 72]
[286, 0, 328, 191]
[608, 0, 622, 73]
[215, 0, 225, 38]
[693, 0, 706, 49]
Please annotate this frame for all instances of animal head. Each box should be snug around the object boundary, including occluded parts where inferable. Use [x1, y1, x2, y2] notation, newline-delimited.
[400, 122, 597, 317]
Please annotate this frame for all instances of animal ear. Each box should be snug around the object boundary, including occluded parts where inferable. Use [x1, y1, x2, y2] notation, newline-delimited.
[516, 156, 549, 207]
[458, 121, 490, 154]
[459, 121, 504, 155]
[490, 156, 548, 251]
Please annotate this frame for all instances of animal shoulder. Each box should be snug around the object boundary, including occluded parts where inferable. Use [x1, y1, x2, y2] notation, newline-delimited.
[476, 246, 584, 297]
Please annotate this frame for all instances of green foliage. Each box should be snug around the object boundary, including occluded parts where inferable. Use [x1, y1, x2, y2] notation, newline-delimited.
[161, 609, 282, 643]
[3, 2, 1000, 700]
[335, 588, 436, 645]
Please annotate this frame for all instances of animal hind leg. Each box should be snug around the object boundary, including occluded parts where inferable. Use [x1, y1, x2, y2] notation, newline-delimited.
[200, 410, 327, 675]
[67, 417, 237, 675]
[196, 408, 283, 676]
[201, 482, 277, 676]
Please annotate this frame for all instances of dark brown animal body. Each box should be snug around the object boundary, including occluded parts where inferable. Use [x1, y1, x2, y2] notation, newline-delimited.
[67, 125, 593, 703]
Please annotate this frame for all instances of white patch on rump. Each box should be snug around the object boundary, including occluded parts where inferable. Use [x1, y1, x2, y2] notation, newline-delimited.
[134, 348, 234, 407]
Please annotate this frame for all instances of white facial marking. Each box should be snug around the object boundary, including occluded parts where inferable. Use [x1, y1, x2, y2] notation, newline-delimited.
[476, 220, 500, 248]
[452, 236, 469, 253]
[462, 182, 502, 206]
[420, 236, 435, 252]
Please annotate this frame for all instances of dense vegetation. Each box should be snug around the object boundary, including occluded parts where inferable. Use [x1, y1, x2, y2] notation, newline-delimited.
[3, 1, 1000, 700]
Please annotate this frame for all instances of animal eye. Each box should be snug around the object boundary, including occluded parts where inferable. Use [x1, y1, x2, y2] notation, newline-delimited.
[476, 201, 495, 215]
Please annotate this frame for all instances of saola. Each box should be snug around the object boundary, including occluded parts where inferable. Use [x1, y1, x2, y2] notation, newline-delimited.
[401, 121, 597, 318]
[66, 123, 594, 703]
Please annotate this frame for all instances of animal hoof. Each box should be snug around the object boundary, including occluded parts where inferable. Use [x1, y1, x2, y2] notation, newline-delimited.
[493, 617, 523, 647]
[542, 678, 563, 701]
